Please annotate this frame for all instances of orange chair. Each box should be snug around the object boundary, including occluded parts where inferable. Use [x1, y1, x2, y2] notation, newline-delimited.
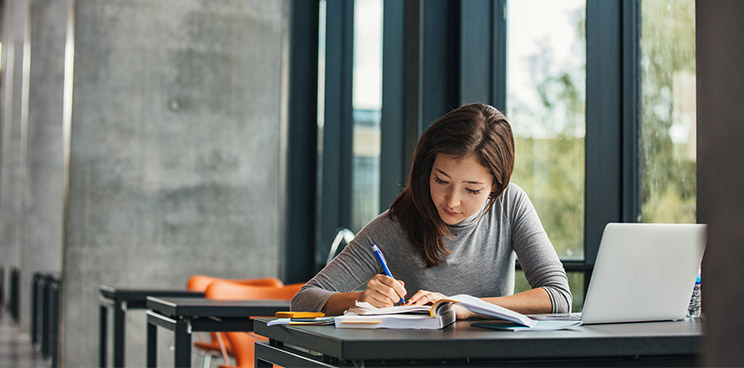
[187, 275, 284, 292]
[204, 280, 305, 368]
[186, 275, 284, 367]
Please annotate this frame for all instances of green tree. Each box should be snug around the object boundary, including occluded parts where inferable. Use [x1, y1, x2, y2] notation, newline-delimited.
[510, 7, 586, 261]
[640, 0, 696, 223]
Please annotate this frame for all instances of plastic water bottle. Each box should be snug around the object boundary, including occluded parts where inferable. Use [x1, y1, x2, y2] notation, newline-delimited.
[687, 270, 701, 318]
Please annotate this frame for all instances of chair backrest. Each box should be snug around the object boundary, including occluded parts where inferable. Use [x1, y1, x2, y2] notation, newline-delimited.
[204, 281, 305, 368]
[326, 228, 355, 265]
[186, 274, 284, 292]
[204, 281, 304, 301]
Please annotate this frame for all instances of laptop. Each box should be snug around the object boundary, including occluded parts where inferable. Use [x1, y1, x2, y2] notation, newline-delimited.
[535, 222, 707, 324]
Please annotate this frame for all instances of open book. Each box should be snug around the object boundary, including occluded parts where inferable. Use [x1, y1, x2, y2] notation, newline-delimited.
[334, 294, 537, 330]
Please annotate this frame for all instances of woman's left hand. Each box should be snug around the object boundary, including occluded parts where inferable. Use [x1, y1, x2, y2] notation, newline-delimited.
[405, 290, 473, 320]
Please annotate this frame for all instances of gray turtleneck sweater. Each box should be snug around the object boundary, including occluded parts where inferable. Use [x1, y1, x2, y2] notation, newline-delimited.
[291, 183, 572, 314]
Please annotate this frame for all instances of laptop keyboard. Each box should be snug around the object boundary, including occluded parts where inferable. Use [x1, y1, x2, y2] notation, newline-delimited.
[528, 312, 582, 321]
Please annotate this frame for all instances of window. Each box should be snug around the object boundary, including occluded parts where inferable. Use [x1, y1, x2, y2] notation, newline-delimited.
[640, 0, 696, 224]
[507, 0, 586, 312]
[313, 0, 383, 269]
[291, 0, 698, 293]
[351, 0, 383, 232]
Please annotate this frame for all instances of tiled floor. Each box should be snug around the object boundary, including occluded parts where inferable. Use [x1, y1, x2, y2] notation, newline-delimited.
[0, 310, 47, 368]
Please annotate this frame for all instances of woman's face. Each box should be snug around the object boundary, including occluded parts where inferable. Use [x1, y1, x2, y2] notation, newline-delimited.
[429, 153, 494, 225]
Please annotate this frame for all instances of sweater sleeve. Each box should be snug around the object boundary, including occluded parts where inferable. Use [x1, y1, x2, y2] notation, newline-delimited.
[506, 184, 573, 313]
[290, 216, 388, 312]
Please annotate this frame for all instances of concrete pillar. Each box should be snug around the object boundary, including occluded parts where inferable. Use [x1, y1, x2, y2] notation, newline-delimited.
[17, 0, 69, 330]
[60, 0, 288, 366]
[0, 0, 30, 301]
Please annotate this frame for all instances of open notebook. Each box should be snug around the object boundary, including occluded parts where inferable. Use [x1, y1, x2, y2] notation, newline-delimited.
[335, 294, 539, 329]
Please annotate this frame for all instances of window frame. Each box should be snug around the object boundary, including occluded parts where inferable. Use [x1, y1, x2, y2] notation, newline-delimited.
[284, 0, 320, 283]
[584, 0, 641, 290]
[316, 0, 355, 270]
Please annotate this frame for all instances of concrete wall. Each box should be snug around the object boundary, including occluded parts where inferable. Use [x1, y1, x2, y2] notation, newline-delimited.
[60, 0, 288, 365]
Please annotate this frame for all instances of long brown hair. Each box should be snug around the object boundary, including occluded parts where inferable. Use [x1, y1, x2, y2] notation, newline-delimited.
[389, 103, 515, 267]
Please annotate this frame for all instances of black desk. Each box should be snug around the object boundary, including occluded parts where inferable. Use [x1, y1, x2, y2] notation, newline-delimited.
[145, 297, 290, 367]
[253, 318, 702, 367]
[98, 286, 203, 367]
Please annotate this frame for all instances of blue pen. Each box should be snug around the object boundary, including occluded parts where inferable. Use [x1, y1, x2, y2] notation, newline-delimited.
[371, 244, 406, 303]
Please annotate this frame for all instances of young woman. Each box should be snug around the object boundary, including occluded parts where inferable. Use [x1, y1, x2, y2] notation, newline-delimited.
[291, 103, 571, 318]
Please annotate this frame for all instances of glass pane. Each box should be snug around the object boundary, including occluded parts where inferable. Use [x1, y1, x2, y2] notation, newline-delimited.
[506, 0, 586, 260]
[515, 270, 584, 312]
[640, 0, 696, 223]
[351, 0, 383, 232]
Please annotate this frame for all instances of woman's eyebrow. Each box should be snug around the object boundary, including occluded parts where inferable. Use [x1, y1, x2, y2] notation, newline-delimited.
[434, 168, 451, 178]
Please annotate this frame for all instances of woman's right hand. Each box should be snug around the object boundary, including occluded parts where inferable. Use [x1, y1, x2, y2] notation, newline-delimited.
[360, 274, 407, 308]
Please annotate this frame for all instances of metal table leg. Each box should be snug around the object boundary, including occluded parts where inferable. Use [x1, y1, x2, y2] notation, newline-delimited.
[41, 277, 50, 359]
[31, 274, 39, 347]
[99, 303, 108, 367]
[174, 319, 192, 368]
[146, 318, 157, 367]
[113, 300, 125, 367]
